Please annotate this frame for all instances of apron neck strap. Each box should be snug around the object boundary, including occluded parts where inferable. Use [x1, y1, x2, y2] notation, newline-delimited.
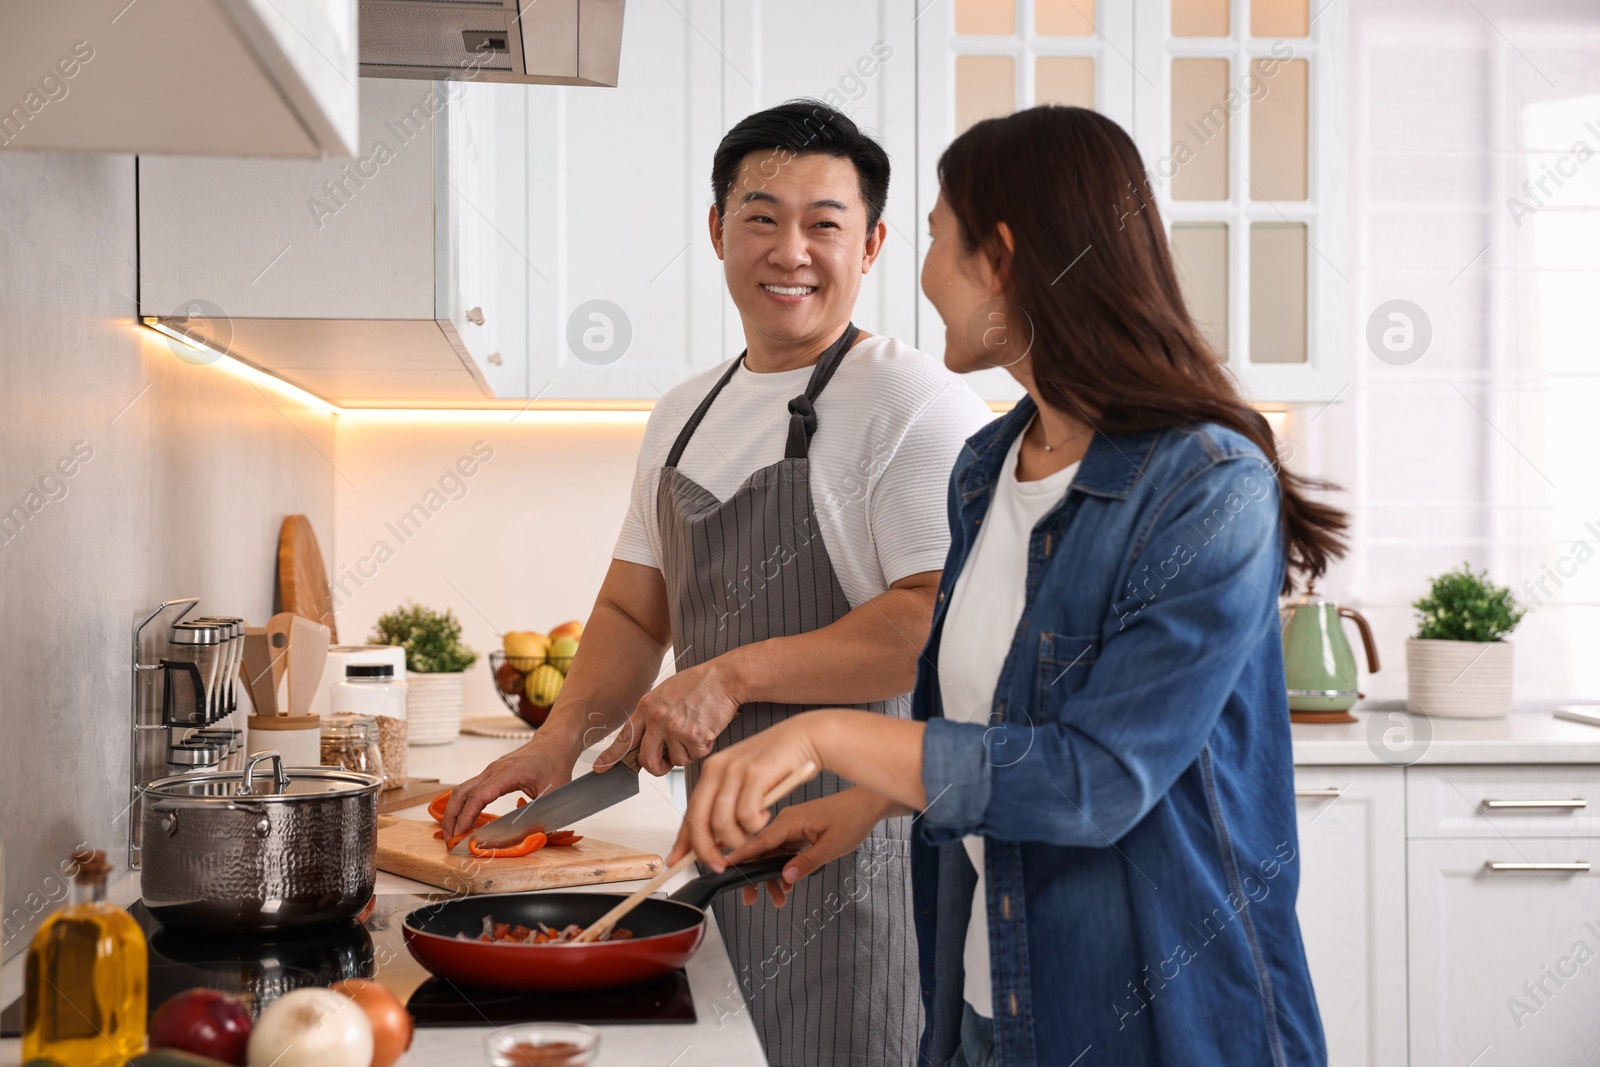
[664, 352, 743, 469]
[784, 322, 860, 460]
[664, 323, 861, 469]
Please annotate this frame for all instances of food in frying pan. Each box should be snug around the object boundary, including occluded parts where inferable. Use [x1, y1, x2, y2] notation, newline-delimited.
[462, 917, 634, 944]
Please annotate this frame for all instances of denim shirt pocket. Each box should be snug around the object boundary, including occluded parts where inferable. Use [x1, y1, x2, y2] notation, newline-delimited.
[1034, 631, 1101, 708]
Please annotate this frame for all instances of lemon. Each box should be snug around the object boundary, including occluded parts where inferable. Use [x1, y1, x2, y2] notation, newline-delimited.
[524, 663, 564, 706]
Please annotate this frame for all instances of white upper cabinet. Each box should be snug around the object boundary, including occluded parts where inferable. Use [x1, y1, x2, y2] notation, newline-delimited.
[132, 1, 918, 405]
[514, 0, 917, 403]
[0, 0, 358, 158]
[139, 77, 523, 405]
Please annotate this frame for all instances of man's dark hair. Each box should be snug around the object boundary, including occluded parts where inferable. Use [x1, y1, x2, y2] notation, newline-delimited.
[711, 100, 891, 230]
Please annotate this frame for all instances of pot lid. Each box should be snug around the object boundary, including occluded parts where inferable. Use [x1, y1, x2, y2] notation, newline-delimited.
[142, 752, 378, 801]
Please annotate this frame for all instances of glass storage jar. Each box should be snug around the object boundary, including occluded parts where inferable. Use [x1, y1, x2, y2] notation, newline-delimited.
[330, 664, 407, 783]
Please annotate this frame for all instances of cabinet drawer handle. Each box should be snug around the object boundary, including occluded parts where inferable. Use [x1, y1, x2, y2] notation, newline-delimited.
[1482, 798, 1587, 810]
[1294, 788, 1344, 799]
[465, 306, 485, 326]
[1486, 862, 1591, 872]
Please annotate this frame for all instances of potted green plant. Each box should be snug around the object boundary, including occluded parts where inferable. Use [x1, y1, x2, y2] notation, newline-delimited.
[1406, 563, 1525, 719]
[370, 602, 478, 744]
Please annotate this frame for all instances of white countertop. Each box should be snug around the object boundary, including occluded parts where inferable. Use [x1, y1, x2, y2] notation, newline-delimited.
[8, 706, 1600, 1064]
[1291, 702, 1600, 765]
[0, 730, 767, 1067]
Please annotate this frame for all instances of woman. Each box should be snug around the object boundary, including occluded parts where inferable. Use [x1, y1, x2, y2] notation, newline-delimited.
[669, 106, 1346, 1066]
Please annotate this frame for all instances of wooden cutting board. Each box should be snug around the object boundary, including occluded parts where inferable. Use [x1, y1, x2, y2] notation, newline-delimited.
[277, 515, 338, 642]
[376, 817, 663, 895]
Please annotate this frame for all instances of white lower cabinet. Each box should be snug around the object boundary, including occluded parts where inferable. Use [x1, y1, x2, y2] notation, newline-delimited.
[1293, 767, 1409, 1066]
[1294, 762, 1600, 1065]
[1407, 839, 1600, 1064]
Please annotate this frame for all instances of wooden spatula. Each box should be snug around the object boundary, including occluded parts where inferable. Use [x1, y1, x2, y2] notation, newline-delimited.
[574, 760, 818, 943]
[241, 627, 277, 716]
[264, 613, 297, 715]
[286, 616, 330, 716]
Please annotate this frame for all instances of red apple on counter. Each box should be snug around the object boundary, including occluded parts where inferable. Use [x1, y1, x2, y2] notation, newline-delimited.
[149, 988, 252, 1066]
[494, 661, 525, 695]
[517, 693, 551, 727]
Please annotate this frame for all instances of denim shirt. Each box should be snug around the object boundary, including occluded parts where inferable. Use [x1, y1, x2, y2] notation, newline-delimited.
[913, 397, 1326, 1067]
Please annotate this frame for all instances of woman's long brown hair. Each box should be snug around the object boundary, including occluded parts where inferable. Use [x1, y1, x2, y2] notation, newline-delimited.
[939, 105, 1347, 592]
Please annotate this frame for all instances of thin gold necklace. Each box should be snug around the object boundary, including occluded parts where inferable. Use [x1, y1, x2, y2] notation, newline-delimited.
[1030, 414, 1091, 453]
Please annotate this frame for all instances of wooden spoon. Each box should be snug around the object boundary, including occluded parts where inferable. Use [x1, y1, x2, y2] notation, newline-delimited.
[574, 760, 818, 943]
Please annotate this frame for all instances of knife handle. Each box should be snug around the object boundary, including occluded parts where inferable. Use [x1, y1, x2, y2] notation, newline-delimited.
[618, 744, 643, 773]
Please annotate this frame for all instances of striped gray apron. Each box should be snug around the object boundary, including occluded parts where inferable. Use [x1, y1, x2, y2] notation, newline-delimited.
[656, 323, 921, 1067]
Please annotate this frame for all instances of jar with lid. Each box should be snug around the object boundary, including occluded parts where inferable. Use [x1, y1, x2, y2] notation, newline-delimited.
[330, 664, 408, 784]
[166, 622, 223, 726]
[320, 713, 386, 784]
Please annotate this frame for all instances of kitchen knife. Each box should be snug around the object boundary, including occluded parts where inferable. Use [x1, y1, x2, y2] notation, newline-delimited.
[451, 746, 643, 854]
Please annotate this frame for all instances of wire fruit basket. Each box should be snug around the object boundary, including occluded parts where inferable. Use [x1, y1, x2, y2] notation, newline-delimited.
[489, 650, 573, 729]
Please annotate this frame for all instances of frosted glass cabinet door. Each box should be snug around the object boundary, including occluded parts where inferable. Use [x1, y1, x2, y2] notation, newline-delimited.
[918, 0, 1135, 401]
[1292, 767, 1409, 1067]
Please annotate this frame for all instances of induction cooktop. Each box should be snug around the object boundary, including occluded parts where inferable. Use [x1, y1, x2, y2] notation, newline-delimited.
[1, 895, 695, 1036]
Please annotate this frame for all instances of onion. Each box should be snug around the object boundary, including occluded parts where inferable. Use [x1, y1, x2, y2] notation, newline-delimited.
[246, 988, 373, 1067]
[330, 979, 414, 1067]
[149, 988, 252, 1065]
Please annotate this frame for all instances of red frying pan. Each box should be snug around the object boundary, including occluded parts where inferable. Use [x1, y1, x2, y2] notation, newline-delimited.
[401, 857, 791, 992]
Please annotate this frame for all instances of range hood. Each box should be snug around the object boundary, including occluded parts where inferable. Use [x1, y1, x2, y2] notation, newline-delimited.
[359, 0, 624, 86]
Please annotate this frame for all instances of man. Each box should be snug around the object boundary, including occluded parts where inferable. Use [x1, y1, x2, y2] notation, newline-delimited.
[444, 100, 991, 1067]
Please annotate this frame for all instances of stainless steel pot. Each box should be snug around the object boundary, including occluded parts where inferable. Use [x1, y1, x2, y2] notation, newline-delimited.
[139, 750, 380, 931]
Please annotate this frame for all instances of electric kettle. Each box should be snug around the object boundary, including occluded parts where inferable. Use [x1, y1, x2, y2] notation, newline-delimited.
[1281, 587, 1380, 722]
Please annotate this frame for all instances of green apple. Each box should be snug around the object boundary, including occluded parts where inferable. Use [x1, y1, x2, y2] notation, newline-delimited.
[547, 636, 580, 673]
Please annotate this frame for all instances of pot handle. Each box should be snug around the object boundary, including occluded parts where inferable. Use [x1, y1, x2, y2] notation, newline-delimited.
[668, 855, 798, 910]
[237, 750, 290, 796]
[1338, 607, 1381, 673]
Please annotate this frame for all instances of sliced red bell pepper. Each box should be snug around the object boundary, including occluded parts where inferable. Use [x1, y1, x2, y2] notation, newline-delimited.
[427, 791, 452, 822]
[469, 831, 547, 859]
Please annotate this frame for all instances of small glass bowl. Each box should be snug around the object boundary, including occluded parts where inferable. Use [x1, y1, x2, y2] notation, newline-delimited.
[484, 1023, 601, 1067]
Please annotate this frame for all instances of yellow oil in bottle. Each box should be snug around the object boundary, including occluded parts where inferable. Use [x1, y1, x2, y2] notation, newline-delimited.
[23, 850, 147, 1066]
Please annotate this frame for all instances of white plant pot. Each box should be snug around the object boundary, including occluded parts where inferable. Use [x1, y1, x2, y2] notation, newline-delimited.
[406, 671, 467, 744]
[1405, 638, 1514, 719]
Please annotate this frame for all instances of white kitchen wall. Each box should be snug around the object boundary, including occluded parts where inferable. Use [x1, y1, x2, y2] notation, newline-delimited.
[0, 153, 336, 961]
[331, 413, 652, 721]
[1301, 0, 1600, 703]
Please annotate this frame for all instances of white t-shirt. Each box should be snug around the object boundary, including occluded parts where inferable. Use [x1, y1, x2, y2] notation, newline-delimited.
[936, 421, 1079, 1019]
[613, 334, 993, 609]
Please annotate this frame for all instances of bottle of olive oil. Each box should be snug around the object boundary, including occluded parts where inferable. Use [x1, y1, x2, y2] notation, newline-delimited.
[23, 849, 147, 1065]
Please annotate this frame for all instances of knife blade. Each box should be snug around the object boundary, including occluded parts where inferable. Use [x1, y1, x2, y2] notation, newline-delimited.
[450, 746, 643, 854]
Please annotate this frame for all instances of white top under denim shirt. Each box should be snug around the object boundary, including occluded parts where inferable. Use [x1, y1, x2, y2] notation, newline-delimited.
[937, 421, 1078, 1018]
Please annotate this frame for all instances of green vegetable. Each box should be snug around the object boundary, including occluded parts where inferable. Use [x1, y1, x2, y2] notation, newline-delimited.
[128, 1051, 234, 1067]
[1411, 562, 1525, 642]
[370, 602, 478, 673]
